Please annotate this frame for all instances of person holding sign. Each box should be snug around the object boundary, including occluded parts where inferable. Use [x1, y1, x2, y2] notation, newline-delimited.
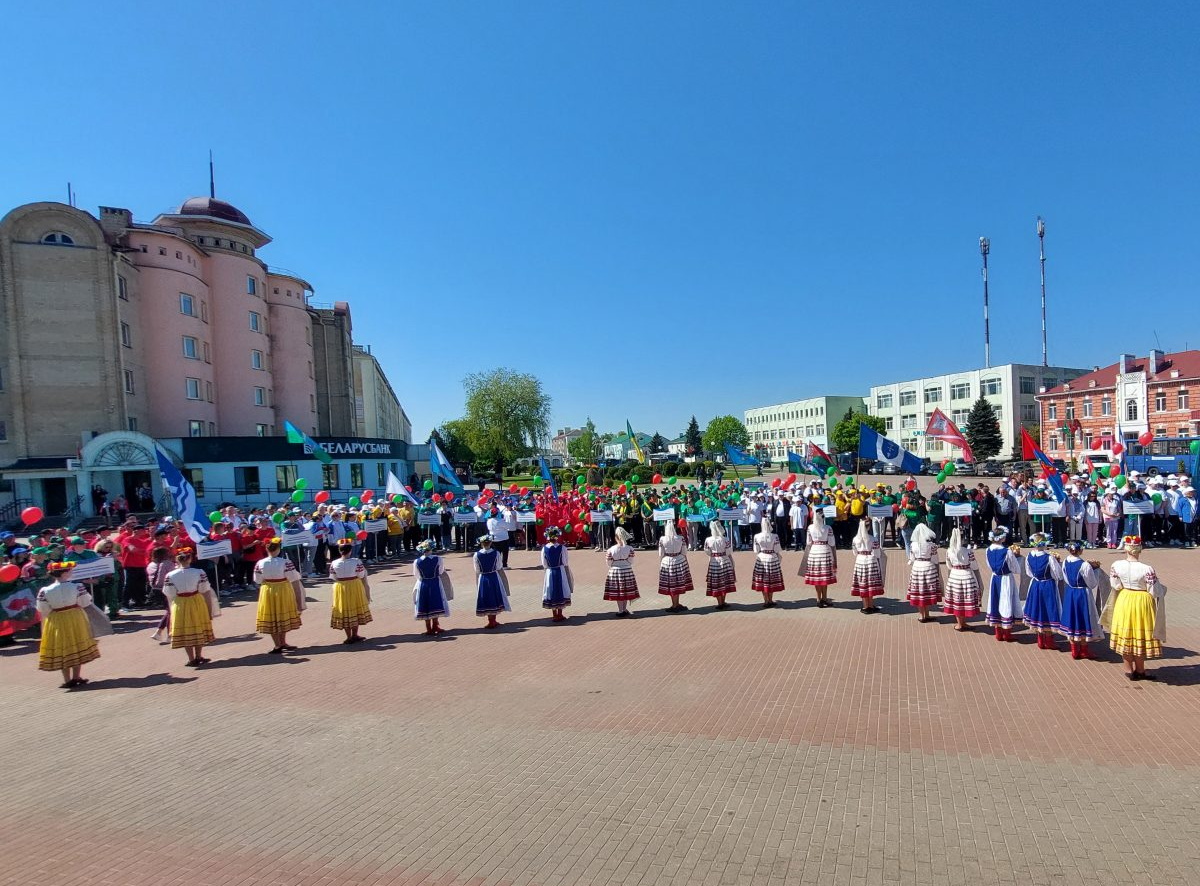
[850, 519, 886, 614]
[942, 527, 981, 631]
[163, 548, 218, 667]
[603, 527, 639, 617]
[801, 509, 837, 608]
[657, 519, 693, 612]
[1057, 541, 1103, 659]
[329, 539, 372, 644]
[253, 538, 304, 654]
[1023, 534, 1064, 649]
[1102, 536, 1166, 681]
[413, 540, 452, 635]
[752, 517, 785, 607]
[473, 535, 511, 629]
[704, 520, 737, 609]
[35, 560, 103, 689]
[905, 523, 942, 623]
[984, 527, 1023, 641]
[540, 527, 572, 621]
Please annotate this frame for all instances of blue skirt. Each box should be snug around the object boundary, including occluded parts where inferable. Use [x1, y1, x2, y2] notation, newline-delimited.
[1024, 578, 1061, 630]
[1059, 586, 1097, 641]
[475, 572, 508, 616]
[415, 578, 449, 620]
[543, 567, 570, 609]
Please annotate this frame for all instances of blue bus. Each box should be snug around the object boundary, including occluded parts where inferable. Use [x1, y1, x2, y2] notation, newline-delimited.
[1121, 436, 1200, 477]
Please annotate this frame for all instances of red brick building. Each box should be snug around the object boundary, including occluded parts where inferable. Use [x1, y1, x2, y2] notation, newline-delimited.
[1036, 350, 1200, 459]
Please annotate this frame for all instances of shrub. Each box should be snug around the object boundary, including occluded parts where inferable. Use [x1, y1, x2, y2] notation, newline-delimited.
[661, 461, 681, 476]
[675, 463, 693, 478]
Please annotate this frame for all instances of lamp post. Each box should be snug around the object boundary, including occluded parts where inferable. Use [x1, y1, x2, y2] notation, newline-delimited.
[979, 237, 991, 369]
[1037, 217, 1047, 366]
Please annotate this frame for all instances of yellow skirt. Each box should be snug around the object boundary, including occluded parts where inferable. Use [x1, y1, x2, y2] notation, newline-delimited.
[256, 579, 302, 635]
[1110, 589, 1161, 659]
[170, 594, 215, 649]
[331, 577, 373, 630]
[39, 607, 100, 671]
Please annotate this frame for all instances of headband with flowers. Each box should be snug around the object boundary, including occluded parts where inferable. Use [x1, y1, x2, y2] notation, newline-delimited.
[1121, 535, 1143, 546]
[269, 536, 282, 545]
[49, 560, 77, 570]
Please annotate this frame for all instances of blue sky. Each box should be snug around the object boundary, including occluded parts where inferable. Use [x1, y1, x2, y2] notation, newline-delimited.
[4, 2, 1196, 443]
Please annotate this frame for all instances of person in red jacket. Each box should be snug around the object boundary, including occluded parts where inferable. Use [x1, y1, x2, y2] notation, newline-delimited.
[117, 523, 153, 608]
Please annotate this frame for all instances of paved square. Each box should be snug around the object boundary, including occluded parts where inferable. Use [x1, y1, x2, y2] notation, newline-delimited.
[2, 539, 1197, 886]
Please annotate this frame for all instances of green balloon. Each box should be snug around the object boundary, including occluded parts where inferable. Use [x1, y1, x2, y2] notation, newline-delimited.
[944, 463, 956, 475]
[936, 472, 946, 484]
[1192, 440, 1200, 455]
[668, 476, 677, 484]
[1114, 475, 1127, 488]
[294, 478, 308, 490]
[826, 466, 836, 477]
[1152, 492, 1163, 505]
[391, 494, 403, 504]
[631, 474, 640, 483]
[846, 477, 855, 487]
[563, 523, 572, 532]
[290, 490, 304, 503]
[1098, 466, 1111, 478]
[208, 511, 222, 523]
[536, 518, 544, 525]
[576, 475, 586, 485]
[271, 512, 285, 524]
[423, 479, 434, 490]
[348, 496, 361, 507]
[828, 478, 838, 488]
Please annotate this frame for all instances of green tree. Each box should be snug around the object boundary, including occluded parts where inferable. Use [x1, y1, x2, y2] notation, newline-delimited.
[684, 416, 703, 457]
[457, 368, 551, 468]
[702, 415, 750, 455]
[965, 396, 1004, 461]
[568, 418, 600, 462]
[431, 420, 476, 467]
[649, 432, 667, 453]
[830, 408, 886, 456]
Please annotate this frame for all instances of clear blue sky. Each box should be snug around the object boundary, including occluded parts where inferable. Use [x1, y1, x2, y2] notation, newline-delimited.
[4, 2, 1196, 443]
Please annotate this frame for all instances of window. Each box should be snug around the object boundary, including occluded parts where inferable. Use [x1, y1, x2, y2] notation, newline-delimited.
[186, 468, 205, 496]
[254, 386, 266, 406]
[951, 382, 971, 400]
[875, 393, 893, 410]
[901, 414, 918, 429]
[188, 420, 203, 438]
[310, 393, 316, 411]
[981, 378, 1001, 396]
[203, 341, 211, 363]
[127, 417, 138, 431]
[952, 409, 969, 425]
[1019, 376, 1036, 394]
[205, 381, 213, 402]
[180, 293, 196, 316]
[350, 464, 365, 488]
[185, 377, 201, 400]
[159, 247, 167, 256]
[0, 420, 7, 441]
[257, 424, 269, 437]
[1180, 390, 1190, 410]
[883, 417, 894, 431]
[117, 276, 128, 300]
[377, 463, 386, 486]
[1156, 427, 1168, 438]
[200, 301, 208, 322]
[182, 336, 198, 359]
[175, 250, 182, 260]
[1084, 432, 1093, 450]
[1021, 404, 1038, 422]
[816, 424, 824, 436]
[1102, 396, 1112, 416]
[1083, 398, 1093, 417]
[249, 311, 262, 332]
[208, 422, 216, 436]
[1126, 399, 1139, 421]
[926, 439, 943, 452]
[1155, 390, 1166, 412]
[251, 350, 265, 370]
[924, 387, 942, 404]
[246, 276, 257, 295]
[1065, 402, 1075, 420]
[899, 391, 917, 407]
[276, 465, 298, 492]
[322, 463, 340, 490]
[308, 360, 314, 379]
[41, 232, 74, 245]
[1179, 427, 1189, 437]
[234, 466, 260, 495]
[1050, 435, 1059, 451]
[120, 322, 131, 347]
[1043, 378, 1057, 390]
[123, 369, 135, 394]
[1047, 403, 1057, 421]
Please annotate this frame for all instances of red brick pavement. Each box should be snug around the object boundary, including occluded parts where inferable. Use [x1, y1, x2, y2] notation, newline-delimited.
[1, 541, 1197, 885]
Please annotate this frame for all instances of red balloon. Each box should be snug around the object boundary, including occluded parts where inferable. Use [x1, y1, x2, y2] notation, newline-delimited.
[20, 506, 43, 526]
[786, 474, 797, 486]
[652, 474, 663, 484]
[618, 484, 628, 494]
[361, 489, 374, 502]
[1138, 431, 1154, 447]
[444, 492, 455, 502]
[509, 483, 518, 493]
[1112, 442, 1124, 455]
[431, 493, 443, 503]
[356, 530, 368, 541]
[1091, 439, 1103, 451]
[0, 564, 19, 583]
[405, 485, 414, 492]
[1110, 462, 1121, 476]
[314, 490, 330, 504]
[906, 479, 917, 491]
[770, 478, 782, 488]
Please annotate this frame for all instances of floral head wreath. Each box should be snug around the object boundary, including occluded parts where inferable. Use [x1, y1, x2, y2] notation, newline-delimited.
[177, 547, 195, 556]
[1121, 535, 1143, 546]
[269, 536, 282, 545]
[49, 560, 77, 570]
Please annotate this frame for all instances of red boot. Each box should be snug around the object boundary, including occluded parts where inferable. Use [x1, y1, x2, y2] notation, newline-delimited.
[1043, 633, 1057, 650]
[994, 626, 1004, 641]
[1069, 641, 1080, 659]
[1080, 642, 1095, 660]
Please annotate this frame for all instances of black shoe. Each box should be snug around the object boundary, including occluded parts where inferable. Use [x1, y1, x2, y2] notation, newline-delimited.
[342, 637, 355, 645]
[185, 659, 199, 667]
[281, 644, 298, 651]
[268, 647, 284, 655]
[1140, 672, 1158, 680]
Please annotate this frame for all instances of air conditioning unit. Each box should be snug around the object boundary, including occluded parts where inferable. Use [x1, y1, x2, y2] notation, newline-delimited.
[66, 459, 81, 470]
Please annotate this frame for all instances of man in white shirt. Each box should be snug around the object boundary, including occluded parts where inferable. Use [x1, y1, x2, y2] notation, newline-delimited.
[486, 504, 517, 568]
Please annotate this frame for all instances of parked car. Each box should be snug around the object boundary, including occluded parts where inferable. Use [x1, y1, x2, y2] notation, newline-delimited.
[881, 463, 901, 475]
[953, 458, 976, 476]
[978, 461, 1003, 477]
[868, 461, 886, 474]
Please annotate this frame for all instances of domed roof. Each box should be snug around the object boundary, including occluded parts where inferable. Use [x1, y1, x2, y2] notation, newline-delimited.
[177, 196, 253, 227]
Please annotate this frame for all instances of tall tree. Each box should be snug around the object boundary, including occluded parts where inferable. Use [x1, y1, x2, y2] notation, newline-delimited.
[965, 396, 1004, 461]
[649, 432, 667, 453]
[457, 368, 551, 468]
[830, 408, 886, 455]
[684, 416, 703, 457]
[702, 415, 750, 454]
[568, 418, 599, 462]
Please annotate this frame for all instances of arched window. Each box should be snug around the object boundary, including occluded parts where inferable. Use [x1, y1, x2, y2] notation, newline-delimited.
[1125, 399, 1139, 421]
[41, 231, 74, 245]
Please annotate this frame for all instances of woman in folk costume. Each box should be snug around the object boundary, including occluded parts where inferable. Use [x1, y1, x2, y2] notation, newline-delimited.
[984, 527, 1023, 641]
[904, 522, 942, 622]
[1023, 533, 1064, 649]
[329, 538, 372, 644]
[657, 517, 694, 612]
[704, 520, 737, 609]
[850, 518, 886, 614]
[35, 560, 104, 689]
[413, 539, 452, 635]
[1101, 535, 1166, 680]
[603, 527, 639, 617]
[163, 548, 219, 667]
[752, 517, 785, 607]
[540, 526, 572, 621]
[254, 538, 305, 654]
[474, 535, 511, 629]
[1057, 540, 1103, 660]
[801, 507, 837, 608]
[942, 526, 982, 631]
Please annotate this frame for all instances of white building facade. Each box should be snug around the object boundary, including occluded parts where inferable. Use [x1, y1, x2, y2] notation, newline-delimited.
[868, 363, 1088, 461]
[744, 396, 867, 462]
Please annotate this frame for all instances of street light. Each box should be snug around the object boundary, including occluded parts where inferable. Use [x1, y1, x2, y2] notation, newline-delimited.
[979, 237, 991, 369]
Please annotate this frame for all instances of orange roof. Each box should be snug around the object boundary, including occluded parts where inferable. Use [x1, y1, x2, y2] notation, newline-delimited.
[1040, 350, 1200, 396]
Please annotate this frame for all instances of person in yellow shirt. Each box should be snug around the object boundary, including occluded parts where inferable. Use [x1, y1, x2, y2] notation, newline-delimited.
[834, 492, 852, 548]
[397, 503, 417, 553]
[386, 507, 404, 558]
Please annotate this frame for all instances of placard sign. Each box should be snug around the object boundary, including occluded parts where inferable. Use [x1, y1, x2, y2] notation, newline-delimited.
[1122, 500, 1154, 515]
[743, 481, 766, 489]
[1028, 501, 1060, 516]
[686, 513, 708, 523]
[281, 530, 317, 548]
[195, 539, 233, 560]
[652, 508, 676, 522]
[362, 519, 388, 533]
[516, 511, 538, 524]
[417, 514, 442, 526]
[718, 509, 744, 522]
[944, 503, 974, 517]
[589, 511, 614, 523]
[69, 556, 116, 580]
[867, 504, 894, 518]
[822, 505, 837, 519]
[453, 512, 480, 524]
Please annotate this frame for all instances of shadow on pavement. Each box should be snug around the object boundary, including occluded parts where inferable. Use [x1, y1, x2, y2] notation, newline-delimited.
[81, 672, 199, 690]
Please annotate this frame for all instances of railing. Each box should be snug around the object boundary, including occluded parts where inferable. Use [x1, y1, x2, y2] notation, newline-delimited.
[0, 497, 34, 529]
[64, 495, 86, 522]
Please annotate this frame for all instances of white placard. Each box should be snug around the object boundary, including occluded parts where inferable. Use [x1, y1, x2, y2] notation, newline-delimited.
[1028, 501, 1060, 515]
[589, 511, 614, 523]
[822, 505, 837, 518]
[516, 511, 538, 523]
[1122, 500, 1154, 515]
[452, 512, 480, 524]
[68, 556, 116, 580]
[281, 529, 317, 547]
[652, 508, 676, 522]
[944, 503, 974, 517]
[417, 513, 442, 526]
[195, 539, 233, 560]
[362, 519, 388, 533]
[867, 504, 894, 518]
[718, 508, 743, 521]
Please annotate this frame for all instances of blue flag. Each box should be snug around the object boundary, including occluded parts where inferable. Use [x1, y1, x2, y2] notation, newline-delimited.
[858, 425, 922, 473]
[724, 443, 759, 466]
[155, 446, 211, 544]
[284, 420, 332, 464]
[428, 437, 465, 492]
[538, 456, 559, 501]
